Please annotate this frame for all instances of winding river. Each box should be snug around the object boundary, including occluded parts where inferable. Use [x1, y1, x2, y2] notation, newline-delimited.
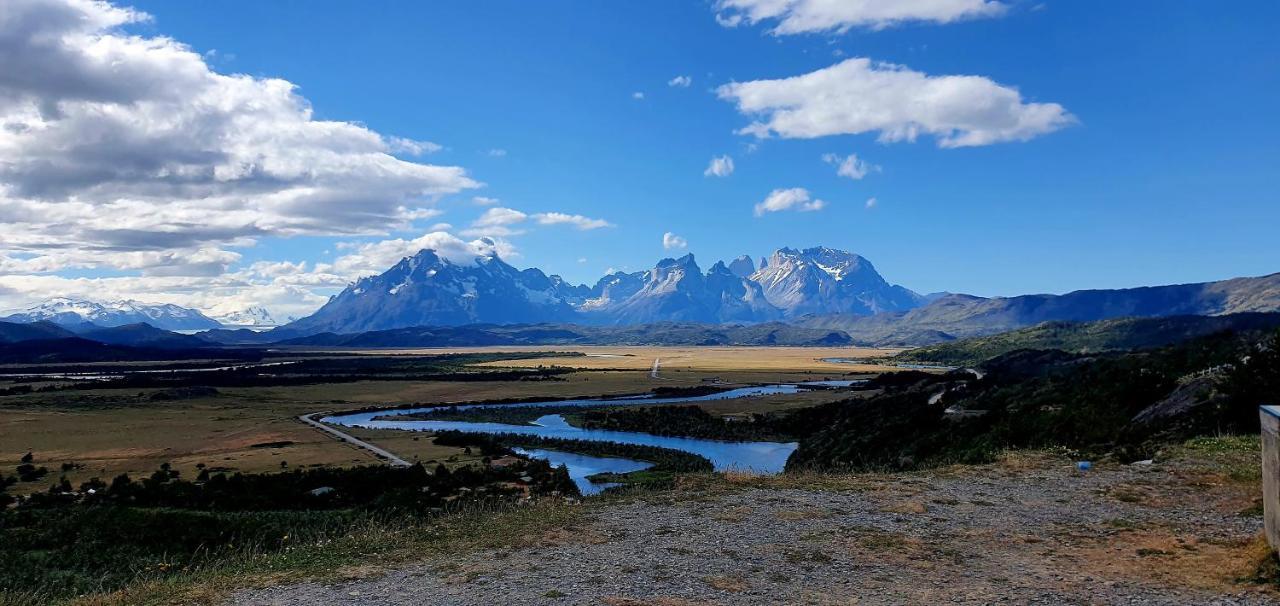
[323, 382, 859, 495]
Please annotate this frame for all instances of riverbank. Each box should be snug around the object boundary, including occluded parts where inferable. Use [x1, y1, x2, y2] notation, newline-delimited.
[222, 437, 1276, 606]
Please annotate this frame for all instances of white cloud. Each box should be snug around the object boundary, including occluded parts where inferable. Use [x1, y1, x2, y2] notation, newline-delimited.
[713, 0, 1007, 34]
[486, 148, 507, 157]
[472, 207, 528, 227]
[704, 155, 736, 178]
[668, 75, 692, 88]
[577, 257, 588, 263]
[472, 196, 500, 206]
[330, 231, 517, 277]
[865, 196, 878, 209]
[461, 207, 612, 236]
[718, 58, 1074, 148]
[632, 91, 645, 100]
[532, 213, 613, 230]
[387, 137, 443, 155]
[461, 207, 528, 237]
[754, 188, 827, 216]
[396, 207, 445, 221]
[822, 153, 879, 180]
[0, 0, 479, 276]
[662, 232, 688, 250]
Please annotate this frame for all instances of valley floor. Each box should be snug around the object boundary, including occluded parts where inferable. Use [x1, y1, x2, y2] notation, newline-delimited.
[228, 443, 1278, 606]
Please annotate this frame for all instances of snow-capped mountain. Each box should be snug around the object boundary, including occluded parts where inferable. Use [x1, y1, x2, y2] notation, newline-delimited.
[1, 298, 222, 331]
[282, 249, 581, 334]
[212, 306, 278, 328]
[587, 254, 778, 324]
[750, 247, 923, 316]
[278, 246, 917, 334]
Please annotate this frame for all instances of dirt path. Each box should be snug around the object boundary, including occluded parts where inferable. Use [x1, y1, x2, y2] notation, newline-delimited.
[229, 453, 1278, 605]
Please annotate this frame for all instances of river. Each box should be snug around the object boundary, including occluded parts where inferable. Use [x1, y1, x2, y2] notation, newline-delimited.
[322, 381, 859, 495]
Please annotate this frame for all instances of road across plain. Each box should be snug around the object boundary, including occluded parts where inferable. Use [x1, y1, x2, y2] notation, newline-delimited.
[298, 412, 411, 467]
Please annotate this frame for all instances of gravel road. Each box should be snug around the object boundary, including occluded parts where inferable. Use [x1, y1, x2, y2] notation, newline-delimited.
[230, 455, 1279, 605]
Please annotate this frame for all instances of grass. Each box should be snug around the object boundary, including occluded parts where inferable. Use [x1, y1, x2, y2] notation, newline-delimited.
[0, 499, 586, 606]
[0, 344, 898, 497]
[1172, 435, 1263, 484]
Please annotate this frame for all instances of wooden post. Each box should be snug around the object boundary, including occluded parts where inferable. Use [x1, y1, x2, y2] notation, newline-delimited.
[1261, 405, 1280, 553]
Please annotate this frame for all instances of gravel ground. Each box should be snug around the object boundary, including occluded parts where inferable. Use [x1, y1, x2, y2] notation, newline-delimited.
[230, 456, 1280, 605]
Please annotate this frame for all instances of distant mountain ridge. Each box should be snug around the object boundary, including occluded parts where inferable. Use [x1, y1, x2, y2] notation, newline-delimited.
[893, 313, 1280, 366]
[279, 246, 921, 334]
[799, 272, 1280, 345]
[2, 298, 222, 331]
[275, 322, 853, 348]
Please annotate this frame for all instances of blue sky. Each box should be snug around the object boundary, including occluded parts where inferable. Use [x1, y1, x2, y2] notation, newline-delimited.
[0, 0, 1277, 317]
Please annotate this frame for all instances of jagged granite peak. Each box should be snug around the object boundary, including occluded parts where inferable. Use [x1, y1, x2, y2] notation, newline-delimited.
[751, 247, 922, 317]
[279, 245, 929, 333]
[705, 261, 781, 322]
[282, 249, 583, 334]
[1, 297, 222, 331]
[727, 255, 756, 279]
[581, 271, 646, 312]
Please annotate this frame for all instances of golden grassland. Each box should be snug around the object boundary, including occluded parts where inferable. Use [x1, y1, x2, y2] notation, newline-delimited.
[0, 346, 893, 493]
[440, 344, 902, 373]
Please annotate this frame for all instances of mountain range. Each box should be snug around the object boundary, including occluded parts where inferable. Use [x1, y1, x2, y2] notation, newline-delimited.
[4, 246, 1279, 347]
[280, 246, 921, 335]
[797, 272, 1280, 345]
[1, 298, 223, 331]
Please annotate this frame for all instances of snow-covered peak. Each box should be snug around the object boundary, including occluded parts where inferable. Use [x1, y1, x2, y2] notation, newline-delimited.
[212, 306, 278, 328]
[3, 297, 222, 331]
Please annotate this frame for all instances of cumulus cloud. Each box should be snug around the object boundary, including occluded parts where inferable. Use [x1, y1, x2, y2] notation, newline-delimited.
[754, 188, 827, 216]
[668, 75, 692, 88]
[718, 58, 1074, 147]
[822, 153, 879, 180]
[662, 232, 688, 250]
[0, 0, 478, 275]
[331, 231, 517, 276]
[865, 196, 878, 209]
[486, 148, 507, 157]
[632, 91, 645, 100]
[472, 196, 500, 206]
[713, 0, 1007, 34]
[704, 155, 736, 178]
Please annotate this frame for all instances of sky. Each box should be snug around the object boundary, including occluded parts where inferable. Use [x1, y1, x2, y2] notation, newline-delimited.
[0, 0, 1277, 320]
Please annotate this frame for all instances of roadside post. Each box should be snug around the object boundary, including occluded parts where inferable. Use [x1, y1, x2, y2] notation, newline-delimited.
[1260, 405, 1280, 554]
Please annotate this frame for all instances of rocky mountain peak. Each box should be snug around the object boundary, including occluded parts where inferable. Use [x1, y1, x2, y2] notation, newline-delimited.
[727, 255, 756, 278]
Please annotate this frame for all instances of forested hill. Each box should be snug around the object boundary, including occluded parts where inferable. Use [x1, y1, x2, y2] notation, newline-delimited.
[786, 326, 1280, 472]
[893, 313, 1280, 367]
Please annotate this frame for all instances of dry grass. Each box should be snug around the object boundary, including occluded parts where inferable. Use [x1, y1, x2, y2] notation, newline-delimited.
[703, 574, 750, 592]
[460, 345, 902, 373]
[57, 499, 588, 606]
[0, 344, 904, 496]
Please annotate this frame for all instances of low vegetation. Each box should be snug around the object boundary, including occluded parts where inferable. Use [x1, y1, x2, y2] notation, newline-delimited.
[788, 328, 1280, 470]
[894, 313, 1280, 367]
[0, 458, 576, 602]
